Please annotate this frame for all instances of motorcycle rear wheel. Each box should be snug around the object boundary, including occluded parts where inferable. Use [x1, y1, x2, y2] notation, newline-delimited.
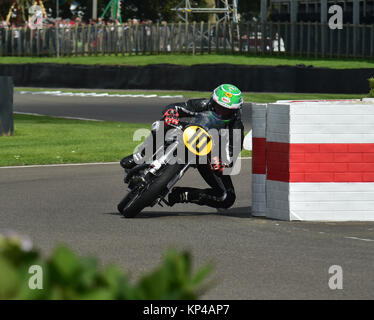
[118, 163, 184, 218]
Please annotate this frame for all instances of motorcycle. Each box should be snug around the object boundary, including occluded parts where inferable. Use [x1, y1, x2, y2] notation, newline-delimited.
[117, 111, 228, 218]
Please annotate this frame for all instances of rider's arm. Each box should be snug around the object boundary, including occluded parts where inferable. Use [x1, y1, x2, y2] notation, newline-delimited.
[225, 118, 244, 166]
[162, 99, 209, 118]
[210, 120, 243, 171]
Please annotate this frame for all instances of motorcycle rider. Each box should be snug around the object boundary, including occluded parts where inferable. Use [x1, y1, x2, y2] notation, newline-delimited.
[120, 84, 244, 209]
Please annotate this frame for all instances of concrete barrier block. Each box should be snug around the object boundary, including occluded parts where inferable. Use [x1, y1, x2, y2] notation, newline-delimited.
[253, 100, 374, 221]
[266, 133, 290, 143]
[290, 190, 374, 202]
[290, 124, 374, 134]
[295, 104, 374, 115]
[251, 104, 268, 217]
[252, 174, 266, 184]
[252, 173, 267, 217]
[253, 183, 266, 193]
[268, 103, 290, 114]
[252, 202, 267, 214]
[267, 122, 289, 134]
[253, 126, 266, 138]
[288, 133, 374, 144]
[289, 211, 374, 221]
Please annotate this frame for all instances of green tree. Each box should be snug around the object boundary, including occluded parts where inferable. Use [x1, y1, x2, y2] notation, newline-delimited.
[238, 0, 260, 22]
[0, 0, 259, 24]
[0, 0, 77, 23]
[206, 0, 216, 23]
[0, 0, 34, 24]
[115, 0, 208, 22]
[122, 0, 181, 22]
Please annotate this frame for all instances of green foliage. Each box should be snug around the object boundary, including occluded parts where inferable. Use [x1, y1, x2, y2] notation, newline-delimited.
[0, 1, 12, 21]
[0, 0, 220, 23]
[0, 234, 213, 300]
[120, 0, 208, 22]
[0, 114, 146, 167]
[238, 0, 260, 21]
[368, 77, 374, 97]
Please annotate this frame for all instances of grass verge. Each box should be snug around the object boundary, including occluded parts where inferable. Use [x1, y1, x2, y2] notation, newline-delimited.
[0, 114, 147, 167]
[3, 54, 374, 69]
[0, 114, 251, 167]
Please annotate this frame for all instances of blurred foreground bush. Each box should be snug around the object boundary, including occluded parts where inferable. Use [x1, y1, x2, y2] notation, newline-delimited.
[0, 234, 212, 300]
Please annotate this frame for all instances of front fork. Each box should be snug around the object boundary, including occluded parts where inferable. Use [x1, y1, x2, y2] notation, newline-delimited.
[136, 124, 191, 207]
[147, 139, 192, 207]
[155, 162, 191, 207]
[148, 139, 179, 174]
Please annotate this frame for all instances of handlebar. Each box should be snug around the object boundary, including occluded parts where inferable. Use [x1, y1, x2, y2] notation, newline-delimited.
[167, 121, 188, 131]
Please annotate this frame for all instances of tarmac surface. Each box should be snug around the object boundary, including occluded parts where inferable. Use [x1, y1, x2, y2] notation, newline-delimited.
[3, 91, 374, 299]
[1, 161, 374, 299]
[13, 91, 252, 130]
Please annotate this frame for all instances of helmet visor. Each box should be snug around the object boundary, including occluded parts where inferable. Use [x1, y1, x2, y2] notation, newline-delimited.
[211, 100, 234, 120]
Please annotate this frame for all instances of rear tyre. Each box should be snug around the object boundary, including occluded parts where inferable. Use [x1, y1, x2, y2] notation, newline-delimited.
[118, 163, 184, 218]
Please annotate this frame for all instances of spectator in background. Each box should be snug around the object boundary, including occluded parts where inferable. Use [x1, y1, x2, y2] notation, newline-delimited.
[0, 21, 9, 55]
[160, 20, 171, 52]
[96, 18, 104, 51]
[2, 21, 10, 29]
[1, 17, 166, 56]
[89, 18, 97, 50]
[143, 19, 152, 52]
[11, 22, 20, 53]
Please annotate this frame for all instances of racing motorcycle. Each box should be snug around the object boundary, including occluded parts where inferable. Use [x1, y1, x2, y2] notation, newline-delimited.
[117, 111, 228, 218]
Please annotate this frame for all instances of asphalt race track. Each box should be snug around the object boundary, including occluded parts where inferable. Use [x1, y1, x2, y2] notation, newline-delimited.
[1, 161, 374, 299]
[13, 91, 252, 130]
[3, 91, 374, 299]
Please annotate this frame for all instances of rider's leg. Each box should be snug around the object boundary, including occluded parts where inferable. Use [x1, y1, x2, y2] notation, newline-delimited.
[168, 165, 236, 209]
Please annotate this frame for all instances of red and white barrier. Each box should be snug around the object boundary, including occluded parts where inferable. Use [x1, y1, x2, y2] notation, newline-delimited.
[252, 99, 374, 221]
[251, 103, 267, 217]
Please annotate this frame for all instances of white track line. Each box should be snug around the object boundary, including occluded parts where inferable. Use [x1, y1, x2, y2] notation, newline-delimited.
[344, 236, 374, 242]
[17, 90, 184, 99]
[14, 112, 104, 122]
[0, 162, 119, 169]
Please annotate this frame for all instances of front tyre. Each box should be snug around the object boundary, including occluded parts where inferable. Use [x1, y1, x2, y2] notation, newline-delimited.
[118, 163, 183, 218]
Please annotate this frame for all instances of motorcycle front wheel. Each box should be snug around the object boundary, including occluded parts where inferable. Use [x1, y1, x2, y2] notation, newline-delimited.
[118, 163, 184, 218]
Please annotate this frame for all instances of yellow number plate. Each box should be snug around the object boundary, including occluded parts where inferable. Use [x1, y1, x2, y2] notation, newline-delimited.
[183, 126, 212, 156]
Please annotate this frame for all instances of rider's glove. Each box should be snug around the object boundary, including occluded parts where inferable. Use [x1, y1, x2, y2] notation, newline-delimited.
[209, 156, 226, 173]
[163, 108, 180, 127]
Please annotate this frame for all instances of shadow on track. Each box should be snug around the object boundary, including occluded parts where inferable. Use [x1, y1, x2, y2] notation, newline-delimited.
[104, 206, 252, 219]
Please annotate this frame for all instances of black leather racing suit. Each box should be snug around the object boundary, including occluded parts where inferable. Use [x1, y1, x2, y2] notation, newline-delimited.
[163, 98, 244, 209]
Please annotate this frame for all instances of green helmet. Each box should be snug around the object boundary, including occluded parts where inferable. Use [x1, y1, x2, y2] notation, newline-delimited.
[212, 84, 243, 110]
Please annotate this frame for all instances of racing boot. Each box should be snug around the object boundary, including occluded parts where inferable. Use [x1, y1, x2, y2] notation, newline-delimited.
[168, 187, 200, 206]
[120, 152, 143, 170]
[121, 126, 160, 170]
[120, 155, 136, 170]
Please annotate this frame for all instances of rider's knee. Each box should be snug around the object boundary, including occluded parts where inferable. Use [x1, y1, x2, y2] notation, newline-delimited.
[219, 189, 236, 209]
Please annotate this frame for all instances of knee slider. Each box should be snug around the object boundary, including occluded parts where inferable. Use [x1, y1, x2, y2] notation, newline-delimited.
[220, 189, 236, 209]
